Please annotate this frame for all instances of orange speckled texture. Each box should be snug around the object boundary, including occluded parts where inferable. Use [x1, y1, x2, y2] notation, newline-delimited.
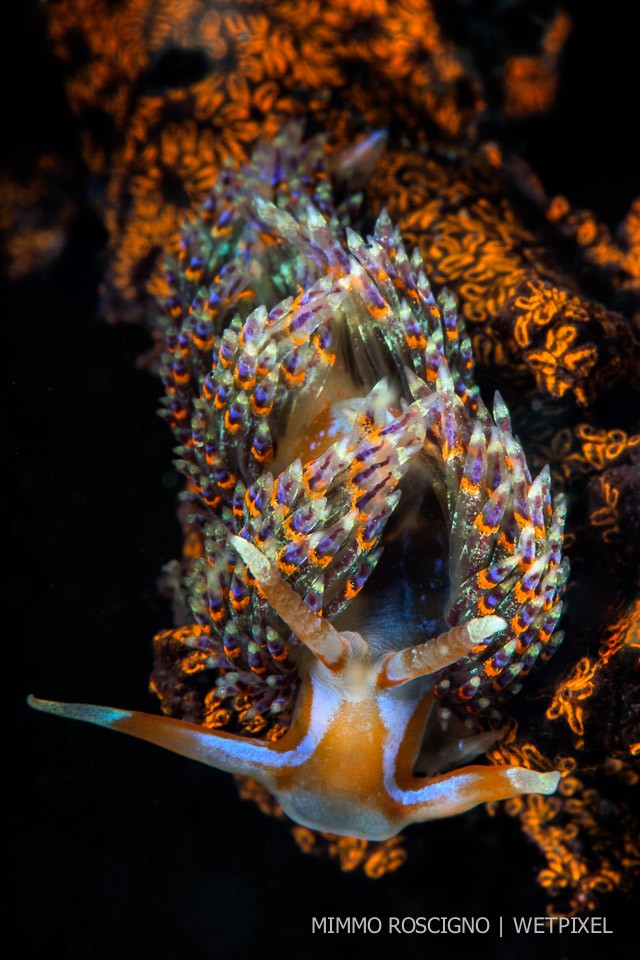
[12, 0, 639, 938]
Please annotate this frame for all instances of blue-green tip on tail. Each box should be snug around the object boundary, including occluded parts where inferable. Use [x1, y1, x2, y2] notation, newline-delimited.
[26, 694, 280, 776]
[28, 694, 134, 727]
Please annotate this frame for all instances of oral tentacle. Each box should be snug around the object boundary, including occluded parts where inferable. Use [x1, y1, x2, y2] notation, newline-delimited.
[28, 695, 287, 782]
[393, 764, 561, 822]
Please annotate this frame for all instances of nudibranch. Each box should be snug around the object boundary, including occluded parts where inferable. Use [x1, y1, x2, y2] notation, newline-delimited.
[30, 127, 569, 840]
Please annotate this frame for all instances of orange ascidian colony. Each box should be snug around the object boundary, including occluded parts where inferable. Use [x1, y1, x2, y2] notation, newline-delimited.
[30, 127, 569, 840]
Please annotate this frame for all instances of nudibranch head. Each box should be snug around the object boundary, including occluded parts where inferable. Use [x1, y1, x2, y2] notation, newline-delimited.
[30, 125, 568, 840]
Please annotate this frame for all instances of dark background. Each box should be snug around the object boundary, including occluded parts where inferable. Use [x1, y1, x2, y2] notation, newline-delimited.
[6, 1, 638, 957]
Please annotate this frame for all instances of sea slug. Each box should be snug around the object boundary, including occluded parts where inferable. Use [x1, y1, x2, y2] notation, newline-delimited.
[30, 128, 569, 839]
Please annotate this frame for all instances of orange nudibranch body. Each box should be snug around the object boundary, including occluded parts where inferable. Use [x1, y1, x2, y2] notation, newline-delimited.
[29, 541, 560, 839]
[29, 129, 567, 838]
